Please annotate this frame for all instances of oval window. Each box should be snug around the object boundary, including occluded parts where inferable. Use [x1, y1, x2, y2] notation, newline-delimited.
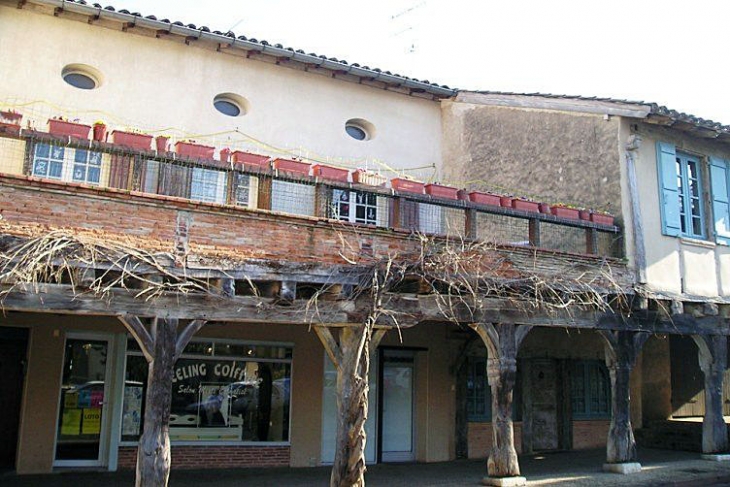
[62, 64, 103, 90]
[345, 124, 367, 141]
[345, 118, 375, 141]
[213, 93, 248, 117]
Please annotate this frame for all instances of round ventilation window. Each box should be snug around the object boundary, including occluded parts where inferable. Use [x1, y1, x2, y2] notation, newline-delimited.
[213, 93, 248, 117]
[345, 118, 375, 141]
[62, 64, 103, 90]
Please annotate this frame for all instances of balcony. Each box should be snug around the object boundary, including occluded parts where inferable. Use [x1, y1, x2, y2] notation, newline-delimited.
[0, 122, 622, 261]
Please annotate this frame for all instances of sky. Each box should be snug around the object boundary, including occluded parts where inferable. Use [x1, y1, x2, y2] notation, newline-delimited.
[109, 0, 730, 124]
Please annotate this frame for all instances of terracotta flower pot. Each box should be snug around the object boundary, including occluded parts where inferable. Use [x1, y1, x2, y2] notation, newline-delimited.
[112, 130, 153, 151]
[93, 123, 107, 142]
[512, 199, 540, 213]
[551, 206, 580, 220]
[590, 213, 615, 226]
[175, 141, 215, 160]
[468, 191, 502, 207]
[425, 183, 459, 200]
[499, 196, 514, 208]
[539, 203, 552, 214]
[352, 169, 387, 187]
[312, 164, 350, 182]
[579, 210, 591, 221]
[155, 136, 170, 153]
[273, 158, 311, 175]
[232, 151, 271, 170]
[391, 178, 425, 194]
[48, 119, 91, 139]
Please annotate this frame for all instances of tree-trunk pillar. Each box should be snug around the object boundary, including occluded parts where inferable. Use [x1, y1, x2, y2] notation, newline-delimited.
[137, 318, 177, 487]
[330, 325, 370, 487]
[697, 335, 729, 455]
[600, 330, 648, 473]
[470, 323, 531, 485]
[486, 355, 520, 477]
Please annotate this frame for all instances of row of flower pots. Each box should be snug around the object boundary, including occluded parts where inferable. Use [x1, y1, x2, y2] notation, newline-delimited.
[39, 117, 615, 226]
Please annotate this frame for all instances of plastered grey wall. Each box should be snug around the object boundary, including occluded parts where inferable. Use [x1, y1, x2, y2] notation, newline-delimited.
[441, 102, 622, 215]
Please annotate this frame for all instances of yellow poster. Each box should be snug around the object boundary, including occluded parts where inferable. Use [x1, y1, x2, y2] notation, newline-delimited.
[64, 392, 78, 409]
[81, 408, 102, 435]
[61, 408, 82, 436]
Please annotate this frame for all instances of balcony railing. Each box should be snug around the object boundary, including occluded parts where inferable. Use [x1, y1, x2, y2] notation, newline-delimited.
[0, 126, 622, 258]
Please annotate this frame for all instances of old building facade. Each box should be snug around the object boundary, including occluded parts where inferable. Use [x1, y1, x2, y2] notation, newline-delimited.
[0, 0, 727, 484]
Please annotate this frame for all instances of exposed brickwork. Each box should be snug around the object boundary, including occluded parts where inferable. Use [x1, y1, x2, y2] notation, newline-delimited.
[572, 420, 610, 449]
[467, 422, 523, 459]
[117, 445, 290, 470]
[0, 175, 630, 286]
[467, 420, 610, 458]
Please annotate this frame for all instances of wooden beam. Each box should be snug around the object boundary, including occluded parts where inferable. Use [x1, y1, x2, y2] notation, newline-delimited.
[314, 325, 342, 366]
[174, 319, 207, 361]
[118, 314, 154, 361]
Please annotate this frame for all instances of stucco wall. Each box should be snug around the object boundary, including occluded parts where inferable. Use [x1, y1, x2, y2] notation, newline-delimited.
[441, 101, 621, 213]
[0, 4, 442, 181]
[626, 120, 730, 297]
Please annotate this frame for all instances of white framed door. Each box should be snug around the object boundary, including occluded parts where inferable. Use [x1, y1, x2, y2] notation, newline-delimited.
[380, 350, 415, 462]
[54, 332, 115, 468]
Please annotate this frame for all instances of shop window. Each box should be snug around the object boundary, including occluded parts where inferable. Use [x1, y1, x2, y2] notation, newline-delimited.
[571, 360, 610, 419]
[467, 358, 491, 422]
[122, 339, 292, 443]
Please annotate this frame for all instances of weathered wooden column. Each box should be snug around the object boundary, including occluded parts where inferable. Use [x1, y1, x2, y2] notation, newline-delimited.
[599, 330, 648, 474]
[119, 315, 206, 487]
[695, 334, 729, 458]
[315, 324, 386, 487]
[470, 323, 532, 486]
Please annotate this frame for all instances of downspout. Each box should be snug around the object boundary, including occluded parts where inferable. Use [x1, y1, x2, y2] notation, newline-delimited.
[625, 134, 647, 284]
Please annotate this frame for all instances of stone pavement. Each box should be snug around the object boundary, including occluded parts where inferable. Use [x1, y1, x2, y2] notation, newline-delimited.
[2, 448, 730, 486]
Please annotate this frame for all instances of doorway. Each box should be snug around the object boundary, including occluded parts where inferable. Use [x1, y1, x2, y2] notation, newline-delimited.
[379, 350, 415, 462]
[0, 327, 28, 471]
[54, 334, 113, 467]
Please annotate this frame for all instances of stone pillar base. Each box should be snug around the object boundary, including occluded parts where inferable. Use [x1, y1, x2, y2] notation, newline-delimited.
[701, 454, 730, 461]
[602, 462, 641, 474]
[482, 476, 527, 486]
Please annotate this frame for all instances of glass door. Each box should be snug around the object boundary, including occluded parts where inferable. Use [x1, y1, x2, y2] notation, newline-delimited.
[54, 335, 112, 467]
[380, 351, 415, 462]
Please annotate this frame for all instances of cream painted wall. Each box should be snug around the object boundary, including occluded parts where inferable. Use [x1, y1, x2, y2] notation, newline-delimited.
[0, 4, 443, 181]
[622, 120, 730, 298]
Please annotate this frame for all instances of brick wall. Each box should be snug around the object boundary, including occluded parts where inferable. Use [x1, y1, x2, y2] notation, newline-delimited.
[117, 445, 290, 470]
[467, 420, 609, 458]
[572, 420, 610, 449]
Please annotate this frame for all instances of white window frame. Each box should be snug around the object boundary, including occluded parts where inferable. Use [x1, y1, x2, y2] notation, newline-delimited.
[332, 189, 386, 226]
[32, 142, 102, 185]
[190, 167, 227, 204]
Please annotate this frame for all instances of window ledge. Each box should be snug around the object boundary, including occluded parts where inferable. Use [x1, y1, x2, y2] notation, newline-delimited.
[679, 237, 716, 250]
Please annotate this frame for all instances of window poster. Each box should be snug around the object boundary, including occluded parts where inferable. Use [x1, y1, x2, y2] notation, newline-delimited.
[122, 385, 144, 437]
[81, 408, 102, 435]
[61, 408, 82, 436]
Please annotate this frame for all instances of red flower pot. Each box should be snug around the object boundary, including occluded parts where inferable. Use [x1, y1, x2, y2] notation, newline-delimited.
[539, 203, 551, 214]
[512, 199, 540, 213]
[273, 158, 311, 175]
[1, 110, 22, 123]
[92, 123, 107, 142]
[175, 141, 215, 160]
[48, 119, 91, 139]
[590, 213, 615, 226]
[500, 196, 514, 208]
[232, 151, 270, 170]
[551, 206, 580, 220]
[219, 148, 231, 162]
[155, 136, 170, 153]
[0, 121, 21, 136]
[312, 164, 349, 182]
[425, 183, 459, 200]
[391, 178, 425, 194]
[579, 210, 591, 221]
[112, 131, 153, 151]
[468, 191, 501, 207]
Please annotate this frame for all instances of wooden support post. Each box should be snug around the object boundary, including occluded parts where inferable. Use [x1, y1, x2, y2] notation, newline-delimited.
[314, 183, 330, 218]
[118, 315, 207, 487]
[695, 335, 729, 455]
[465, 208, 478, 240]
[599, 330, 648, 473]
[470, 323, 532, 484]
[314, 324, 386, 487]
[528, 218, 540, 247]
[257, 174, 273, 210]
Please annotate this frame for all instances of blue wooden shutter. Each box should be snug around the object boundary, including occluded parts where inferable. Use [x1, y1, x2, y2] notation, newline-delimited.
[656, 142, 681, 236]
[710, 157, 730, 245]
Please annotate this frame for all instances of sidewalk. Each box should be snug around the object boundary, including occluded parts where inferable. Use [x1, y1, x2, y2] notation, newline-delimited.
[2, 448, 730, 486]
